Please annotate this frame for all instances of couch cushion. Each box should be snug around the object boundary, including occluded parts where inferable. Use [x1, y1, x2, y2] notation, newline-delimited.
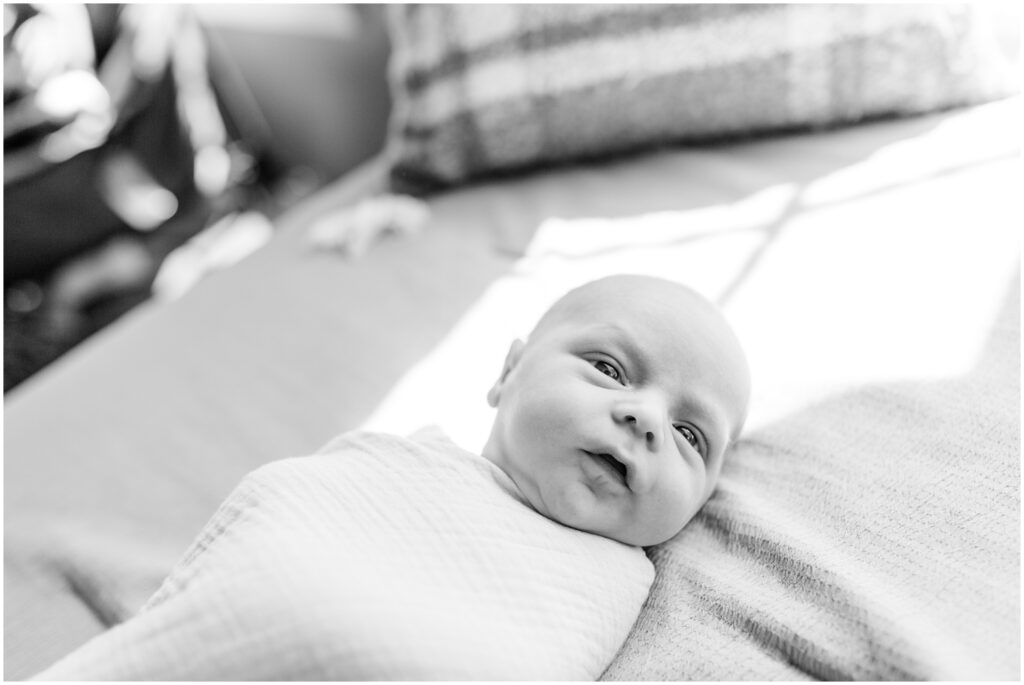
[384, 4, 1015, 193]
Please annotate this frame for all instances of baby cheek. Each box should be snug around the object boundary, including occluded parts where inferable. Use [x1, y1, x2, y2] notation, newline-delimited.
[513, 386, 580, 440]
[546, 481, 603, 530]
[653, 467, 705, 530]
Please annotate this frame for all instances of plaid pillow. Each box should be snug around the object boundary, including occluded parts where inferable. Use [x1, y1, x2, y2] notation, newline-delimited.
[384, 4, 1014, 193]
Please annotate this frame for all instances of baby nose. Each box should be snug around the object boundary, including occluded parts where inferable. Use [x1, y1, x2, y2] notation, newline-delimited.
[625, 415, 660, 451]
[616, 398, 663, 451]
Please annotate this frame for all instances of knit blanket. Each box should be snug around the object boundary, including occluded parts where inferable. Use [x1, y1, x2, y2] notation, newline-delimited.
[606, 272, 1020, 679]
[32, 429, 653, 680]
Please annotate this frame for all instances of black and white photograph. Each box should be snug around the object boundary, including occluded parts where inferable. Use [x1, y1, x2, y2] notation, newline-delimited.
[4, 3, 1020, 681]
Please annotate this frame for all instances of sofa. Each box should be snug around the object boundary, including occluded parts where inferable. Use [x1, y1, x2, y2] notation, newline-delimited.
[4, 4, 1019, 679]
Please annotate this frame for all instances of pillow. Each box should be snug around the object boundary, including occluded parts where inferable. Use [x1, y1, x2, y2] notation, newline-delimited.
[383, 4, 1015, 193]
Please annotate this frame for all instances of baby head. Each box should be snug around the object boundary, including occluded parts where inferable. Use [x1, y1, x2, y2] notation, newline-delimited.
[482, 274, 750, 547]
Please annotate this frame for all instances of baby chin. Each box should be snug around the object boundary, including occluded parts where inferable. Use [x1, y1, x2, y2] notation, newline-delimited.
[538, 457, 631, 539]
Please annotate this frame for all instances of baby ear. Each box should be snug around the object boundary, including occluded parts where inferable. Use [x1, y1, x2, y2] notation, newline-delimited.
[486, 339, 525, 407]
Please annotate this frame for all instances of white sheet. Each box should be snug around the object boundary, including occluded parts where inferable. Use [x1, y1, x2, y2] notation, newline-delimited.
[32, 428, 653, 680]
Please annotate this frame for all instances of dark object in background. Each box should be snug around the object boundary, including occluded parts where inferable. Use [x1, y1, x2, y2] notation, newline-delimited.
[3, 5, 394, 393]
[3, 4, 239, 392]
[5, 5, 195, 281]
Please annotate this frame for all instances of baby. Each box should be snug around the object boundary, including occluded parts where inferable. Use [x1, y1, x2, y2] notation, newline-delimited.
[483, 273, 750, 547]
[33, 274, 750, 681]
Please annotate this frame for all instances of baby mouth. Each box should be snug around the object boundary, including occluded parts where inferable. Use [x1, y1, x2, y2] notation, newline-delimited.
[584, 450, 629, 486]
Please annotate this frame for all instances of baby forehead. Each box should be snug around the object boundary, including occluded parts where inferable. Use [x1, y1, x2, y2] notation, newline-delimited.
[542, 285, 747, 381]
[563, 317, 717, 366]
[544, 278, 721, 332]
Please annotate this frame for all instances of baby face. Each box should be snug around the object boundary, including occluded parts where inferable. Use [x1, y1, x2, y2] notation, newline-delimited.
[482, 275, 750, 546]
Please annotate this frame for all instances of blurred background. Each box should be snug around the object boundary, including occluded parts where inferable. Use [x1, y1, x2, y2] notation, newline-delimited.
[3, 3, 1019, 394]
[4, 4, 392, 392]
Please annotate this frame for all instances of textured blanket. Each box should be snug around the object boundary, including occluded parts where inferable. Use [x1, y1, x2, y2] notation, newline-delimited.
[32, 429, 653, 680]
[606, 272, 1020, 679]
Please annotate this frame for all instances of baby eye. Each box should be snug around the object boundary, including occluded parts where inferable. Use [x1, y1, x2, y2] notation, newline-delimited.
[675, 425, 702, 454]
[591, 359, 622, 383]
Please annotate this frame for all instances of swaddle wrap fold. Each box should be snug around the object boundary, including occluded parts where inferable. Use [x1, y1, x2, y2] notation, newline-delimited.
[33, 428, 653, 680]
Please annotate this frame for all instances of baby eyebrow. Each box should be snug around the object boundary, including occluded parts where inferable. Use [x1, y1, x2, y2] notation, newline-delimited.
[597, 325, 652, 379]
[678, 402, 716, 441]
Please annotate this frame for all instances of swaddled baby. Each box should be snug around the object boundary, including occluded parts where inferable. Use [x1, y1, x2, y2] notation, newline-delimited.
[33, 274, 750, 681]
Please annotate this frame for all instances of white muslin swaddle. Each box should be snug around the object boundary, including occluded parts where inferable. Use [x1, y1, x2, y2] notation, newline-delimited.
[33, 428, 654, 680]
